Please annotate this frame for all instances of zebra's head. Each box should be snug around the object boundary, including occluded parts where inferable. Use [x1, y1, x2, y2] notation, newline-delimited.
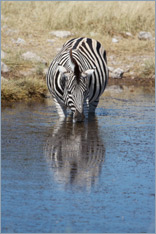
[58, 50, 95, 122]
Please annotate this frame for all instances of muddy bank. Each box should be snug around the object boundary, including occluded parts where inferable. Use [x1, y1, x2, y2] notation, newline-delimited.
[108, 76, 155, 88]
[2, 76, 155, 108]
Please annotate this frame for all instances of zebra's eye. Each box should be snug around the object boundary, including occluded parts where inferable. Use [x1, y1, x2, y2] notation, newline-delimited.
[62, 73, 69, 82]
[60, 73, 70, 88]
[62, 74, 68, 81]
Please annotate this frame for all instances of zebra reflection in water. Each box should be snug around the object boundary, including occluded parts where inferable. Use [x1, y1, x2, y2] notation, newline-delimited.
[45, 117, 105, 190]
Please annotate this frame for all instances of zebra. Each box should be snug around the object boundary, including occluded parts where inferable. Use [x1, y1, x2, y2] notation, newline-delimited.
[46, 37, 109, 122]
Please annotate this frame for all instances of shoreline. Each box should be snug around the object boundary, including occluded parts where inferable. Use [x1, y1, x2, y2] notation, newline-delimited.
[2, 76, 155, 107]
[108, 76, 155, 87]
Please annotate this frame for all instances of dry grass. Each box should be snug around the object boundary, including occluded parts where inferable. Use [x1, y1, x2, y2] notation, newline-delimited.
[140, 59, 155, 78]
[1, 77, 47, 103]
[2, 1, 155, 36]
[1, 1, 155, 103]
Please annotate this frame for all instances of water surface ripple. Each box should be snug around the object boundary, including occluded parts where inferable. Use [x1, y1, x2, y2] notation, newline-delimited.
[2, 86, 155, 233]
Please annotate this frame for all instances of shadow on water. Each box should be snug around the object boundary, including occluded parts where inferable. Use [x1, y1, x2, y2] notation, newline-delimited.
[45, 116, 105, 191]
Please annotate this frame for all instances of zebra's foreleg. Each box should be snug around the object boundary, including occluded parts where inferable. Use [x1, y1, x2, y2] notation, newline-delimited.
[54, 100, 67, 119]
[83, 99, 89, 119]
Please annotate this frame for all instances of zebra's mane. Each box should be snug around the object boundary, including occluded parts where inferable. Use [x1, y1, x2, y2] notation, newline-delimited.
[70, 50, 80, 84]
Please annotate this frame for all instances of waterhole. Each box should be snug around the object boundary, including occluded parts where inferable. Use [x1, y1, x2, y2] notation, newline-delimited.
[2, 85, 155, 233]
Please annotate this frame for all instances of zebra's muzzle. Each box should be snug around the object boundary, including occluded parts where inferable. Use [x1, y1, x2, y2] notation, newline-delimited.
[74, 110, 85, 122]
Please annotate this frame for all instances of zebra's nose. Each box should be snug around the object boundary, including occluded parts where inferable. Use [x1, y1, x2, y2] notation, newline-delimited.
[74, 110, 85, 122]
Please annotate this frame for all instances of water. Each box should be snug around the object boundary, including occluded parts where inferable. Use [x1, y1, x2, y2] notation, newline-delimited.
[2, 85, 155, 233]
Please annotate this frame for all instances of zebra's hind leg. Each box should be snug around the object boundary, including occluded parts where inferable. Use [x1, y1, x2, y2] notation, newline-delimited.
[54, 100, 67, 119]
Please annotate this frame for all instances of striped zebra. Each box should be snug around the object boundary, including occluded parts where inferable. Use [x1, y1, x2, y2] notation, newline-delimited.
[47, 37, 109, 122]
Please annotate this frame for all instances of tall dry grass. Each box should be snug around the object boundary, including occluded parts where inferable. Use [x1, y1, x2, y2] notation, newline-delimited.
[2, 1, 155, 36]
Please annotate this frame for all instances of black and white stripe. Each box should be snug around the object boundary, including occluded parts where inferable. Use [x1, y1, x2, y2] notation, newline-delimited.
[47, 37, 109, 121]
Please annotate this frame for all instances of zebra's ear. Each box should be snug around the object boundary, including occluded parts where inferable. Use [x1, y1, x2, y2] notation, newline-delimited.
[58, 65, 67, 74]
[83, 68, 95, 77]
